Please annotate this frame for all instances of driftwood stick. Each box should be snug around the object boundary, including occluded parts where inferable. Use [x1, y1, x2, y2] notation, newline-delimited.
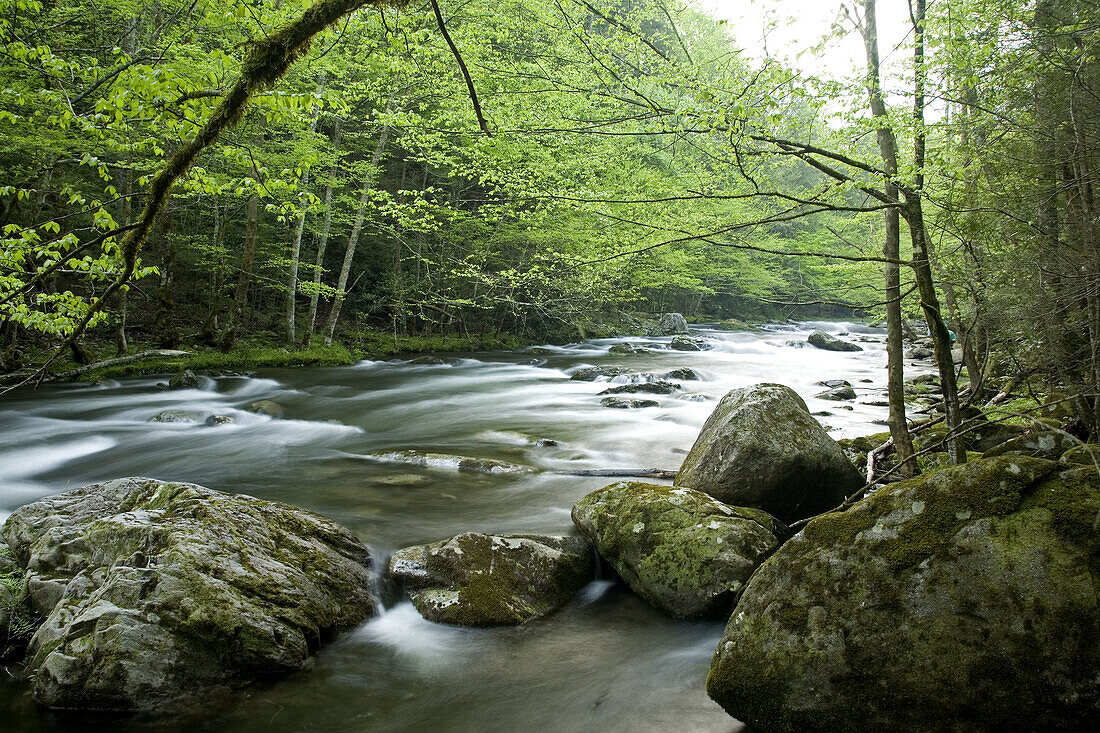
[51, 350, 191, 381]
[554, 468, 678, 479]
[866, 436, 894, 484]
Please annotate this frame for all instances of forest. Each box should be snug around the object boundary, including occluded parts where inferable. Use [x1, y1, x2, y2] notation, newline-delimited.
[1, 0, 1100, 729]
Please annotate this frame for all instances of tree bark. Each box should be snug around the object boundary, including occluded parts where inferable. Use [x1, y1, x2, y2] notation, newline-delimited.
[219, 188, 259, 351]
[286, 74, 326, 345]
[303, 119, 342, 347]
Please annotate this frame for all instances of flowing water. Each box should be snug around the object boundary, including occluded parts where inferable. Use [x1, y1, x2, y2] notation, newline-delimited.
[0, 321, 913, 732]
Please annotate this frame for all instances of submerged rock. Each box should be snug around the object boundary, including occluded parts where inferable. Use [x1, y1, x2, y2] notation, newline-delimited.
[601, 397, 660, 409]
[366, 450, 530, 474]
[2, 477, 376, 710]
[656, 312, 689, 335]
[598, 381, 680, 396]
[813, 385, 856, 401]
[663, 367, 700, 381]
[572, 482, 787, 618]
[807, 331, 863, 352]
[707, 457, 1100, 732]
[246, 399, 285, 418]
[569, 366, 633, 381]
[203, 414, 234, 426]
[147, 410, 200, 424]
[608, 343, 651, 355]
[675, 384, 863, 523]
[164, 370, 200, 390]
[670, 336, 712, 351]
[387, 533, 593, 626]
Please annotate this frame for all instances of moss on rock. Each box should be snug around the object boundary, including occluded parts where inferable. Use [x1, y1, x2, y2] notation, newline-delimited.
[572, 482, 788, 618]
[707, 457, 1100, 731]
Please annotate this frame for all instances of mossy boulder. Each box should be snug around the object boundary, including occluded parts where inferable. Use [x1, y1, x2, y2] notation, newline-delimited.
[164, 370, 200, 390]
[608, 343, 651, 355]
[663, 367, 700, 381]
[570, 366, 633, 381]
[707, 457, 1100, 732]
[983, 428, 1080, 460]
[572, 482, 787, 619]
[1062, 444, 1100, 466]
[387, 532, 593, 627]
[814, 385, 856, 401]
[807, 331, 862, 352]
[2, 477, 376, 710]
[675, 384, 863, 523]
[601, 397, 659, 409]
[670, 336, 712, 351]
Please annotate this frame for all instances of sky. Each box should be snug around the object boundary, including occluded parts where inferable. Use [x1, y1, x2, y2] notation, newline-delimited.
[694, 0, 915, 88]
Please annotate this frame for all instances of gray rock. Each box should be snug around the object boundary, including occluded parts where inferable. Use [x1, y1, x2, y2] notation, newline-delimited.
[814, 386, 856, 401]
[598, 381, 680, 396]
[387, 533, 593, 626]
[569, 366, 632, 382]
[807, 331, 863, 352]
[367, 450, 530, 474]
[165, 370, 200, 390]
[657, 312, 689, 335]
[982, 429, 1081, 460]
[784, 340, 810, 349]
[670, 336, 712, 351]
[905, 346, 934, 359]
[246, 399, 285, 418]
[817, 379, 852, 389]
[146, 410, 200, 424]
[2, 477, 376, 710]
[572, 482, 787, 618]
[663, 367, 700, 381]
[608, 343, 650, 355]
[203, 414, 234, 426]
[707, 457, 1100, 731]
[601, 397, 660, 409]
[674, 384, 863, 522]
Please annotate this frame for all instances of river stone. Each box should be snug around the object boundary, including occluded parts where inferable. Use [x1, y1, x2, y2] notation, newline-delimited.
[165, 370, 200, 390]
[675, 384, 863, 523]
[707, 457, 1100, 732]
[807, 331, 863, 352]
[570, 366, 633, 381]
[670, 336, 712, 351]
[246, 399, 285, 418]
[601, 397, 659, 409]
[608, 343, 650, 355]
[663, 367, 700, 381]
[571, 482, 787, 619]
[817, 379, 852, 389]
[982, 429, 1081, 460]
[367, 450, 530, 474]
[387, 533, 594, 626]
[1, 477, 376, 710]
[598, 381, 680, 396]
[905, 346, 934, 359]
[147, 410, 200, 424]
[657, 312, 689, 335]
[203, 414, 234, 426]
[813, 385, 856, 401]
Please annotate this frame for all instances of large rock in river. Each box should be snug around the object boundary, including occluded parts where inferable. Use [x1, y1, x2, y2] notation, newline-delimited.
[387, 532, 593, 626]
[675, 384, 863, 523]
[807, 331, 863, 352]
[572, 482, 787, 618]
[2, 477, 376, 710]
[657, 312, 689, 335]
[707, 457, 1100, 732]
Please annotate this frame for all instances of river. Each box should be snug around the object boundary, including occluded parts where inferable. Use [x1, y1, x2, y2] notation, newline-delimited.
[0, 321, 903, 732]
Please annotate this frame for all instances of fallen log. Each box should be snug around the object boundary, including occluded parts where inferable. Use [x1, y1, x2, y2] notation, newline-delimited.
[554, 468, 678, 480]
[51, 349, 191, 381]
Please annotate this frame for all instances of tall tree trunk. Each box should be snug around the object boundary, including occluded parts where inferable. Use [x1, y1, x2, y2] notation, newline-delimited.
[323, 115, 391, 347]
[303, 120, 342, 347]
[199, 205, 224, 346]
[286, 74, 326, 345]
[154, 206, 180, 348]
[861, 0, 916, 475]
[219, 190, 260, 351]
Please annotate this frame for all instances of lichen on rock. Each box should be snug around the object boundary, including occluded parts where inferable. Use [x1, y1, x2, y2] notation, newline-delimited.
[387, 532, 594, 627]
[572, 481, 788, 618]
[707, 457, 1100, 732]
[2, 477, 377, 710]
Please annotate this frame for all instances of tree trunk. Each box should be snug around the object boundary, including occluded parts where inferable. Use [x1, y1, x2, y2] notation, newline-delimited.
[303, 119, 342, 347]
[323, 115, 391, 347]
[286, 75, 326, 345]
[154, 207, 180, 348]
[861, 0, 916, 475]
[219, 190, 259, 351]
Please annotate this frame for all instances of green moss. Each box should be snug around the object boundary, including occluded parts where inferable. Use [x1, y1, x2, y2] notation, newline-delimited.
[803, 457, 1062, 572]
[79, 341, 356, 381]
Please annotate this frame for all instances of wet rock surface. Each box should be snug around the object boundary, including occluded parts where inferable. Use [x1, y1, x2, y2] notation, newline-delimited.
[387, 532, 593, 626]
[1, 477, 377, 711]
